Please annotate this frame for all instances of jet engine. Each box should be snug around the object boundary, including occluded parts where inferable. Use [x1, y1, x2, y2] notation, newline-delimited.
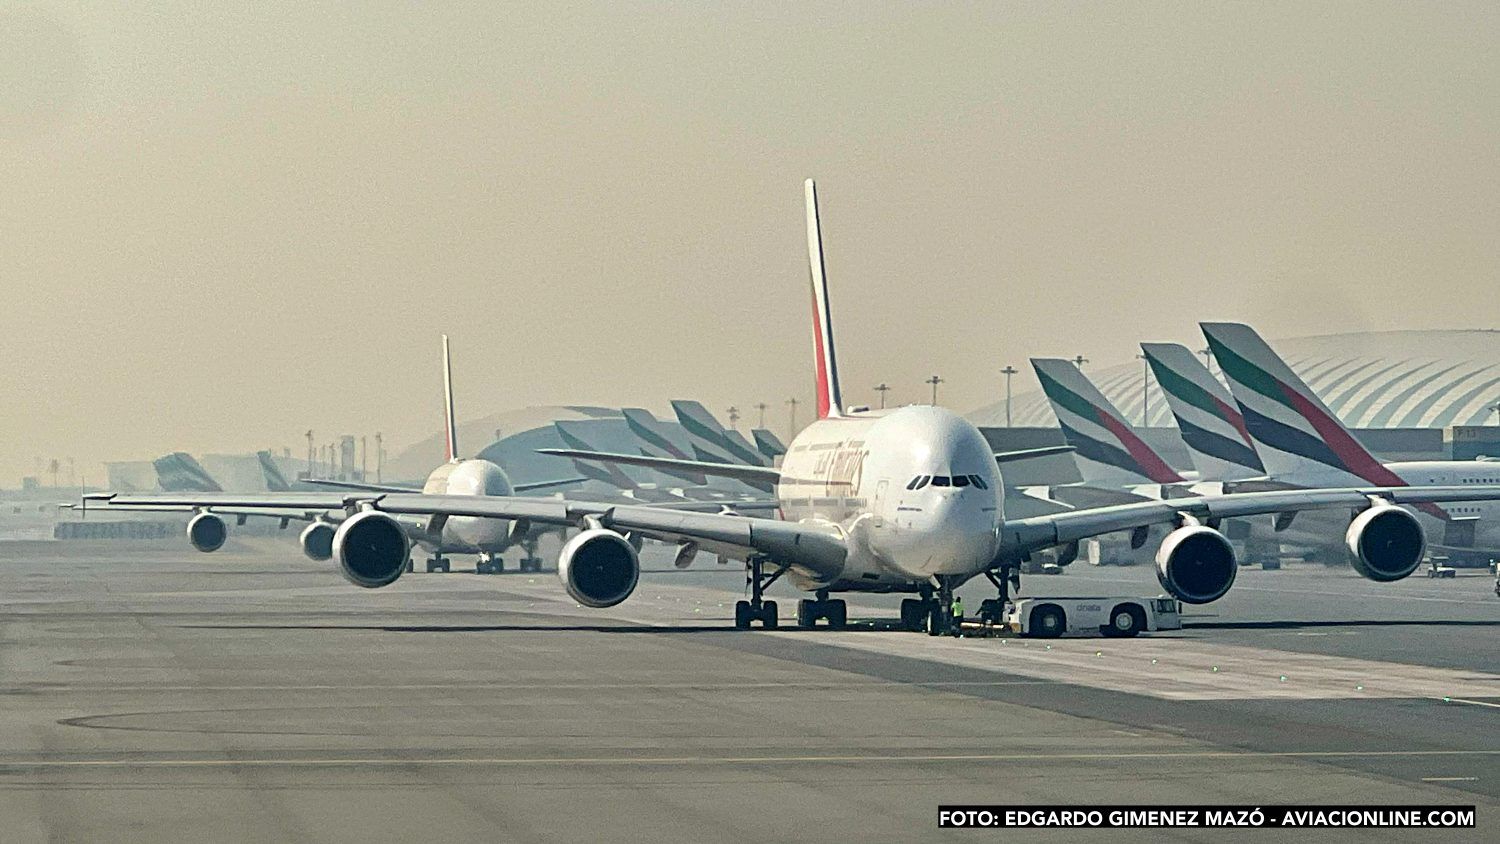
[557, 528, 640, 608]
[299, 520, 335, 561]
[333, 511, 410, 588]
[1345, 505, 1425, 582]
[186, 512, 228, 553]
[1155, 524, 1237, 604]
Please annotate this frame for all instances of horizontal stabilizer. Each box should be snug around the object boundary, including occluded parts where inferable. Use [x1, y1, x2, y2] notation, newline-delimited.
[993, 445, 1074, 464]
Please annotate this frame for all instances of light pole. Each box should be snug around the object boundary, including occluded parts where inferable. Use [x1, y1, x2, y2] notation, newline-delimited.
[1072, 355, 1088, 370]
[1136, 353, 1151, 426]
[305, 430, 314, 479]
[360, 436, 368, 481]
[754, 402, 768, 428]
[874, 383, 891, 409]
[786, 397, 800, 438]
[374, 432, 384, 483]
[926, 375, 944, 405]
[726, 406, 740, 430]
[1000, 365, 1017, 427]
[1198, 347, 1214, 375]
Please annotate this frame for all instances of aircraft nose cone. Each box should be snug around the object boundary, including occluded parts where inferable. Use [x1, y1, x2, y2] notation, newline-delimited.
[926, 493, 999, 572]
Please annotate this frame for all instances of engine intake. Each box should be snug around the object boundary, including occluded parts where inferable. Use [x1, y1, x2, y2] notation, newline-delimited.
[1345, 505, 1425, 582]
[558, 528, 640, 608]
[333, 511, 410, 588]
[186, 512, 227, 553]
[1155, 524, 1237, 604]
[299, 520, 335, 561]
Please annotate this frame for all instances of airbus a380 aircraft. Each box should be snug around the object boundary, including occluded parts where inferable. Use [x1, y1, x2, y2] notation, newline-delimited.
[90, 180, 1500, 635]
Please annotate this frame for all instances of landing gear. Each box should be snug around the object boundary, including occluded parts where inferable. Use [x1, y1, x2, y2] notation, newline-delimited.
[424, 554, 450, 573]
[475, 552, 504, 574]
[734, 556, 785, 630]
[797, 590, 847, 629]
[516, 538, 544, 573]
[899, 598, 930, 631]
[926, 578, 955, 636]
[979, 566, 1019, 625]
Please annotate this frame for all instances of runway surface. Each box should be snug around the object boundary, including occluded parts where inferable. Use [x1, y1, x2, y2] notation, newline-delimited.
[0, 537, 1495, 842]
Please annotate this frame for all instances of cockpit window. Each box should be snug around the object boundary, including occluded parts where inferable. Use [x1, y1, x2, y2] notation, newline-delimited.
[915, 475, 930, 489]
[951, 474, 970, 488]
[930, 475, 950, 487]
[969, 475, 989, 490]
[906, 476, 920, 490]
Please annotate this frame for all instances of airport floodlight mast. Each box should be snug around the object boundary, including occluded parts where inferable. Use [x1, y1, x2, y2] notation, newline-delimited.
[754, 402, 768, 428]
[374, 431, 384, 482]
[1072, 354, 1088, 370]
[727, 406, 740, 430]
[925, 375, 944, 405]
[1199, 347, 1215, 374]
[786, 396, 799, 437]
[360, 436, 368, 482]
[1136, 352, 1152, 425]
[1000, 365, 1018, 427]
[305, 430, 314, 479]
[874, 383, 891, 408]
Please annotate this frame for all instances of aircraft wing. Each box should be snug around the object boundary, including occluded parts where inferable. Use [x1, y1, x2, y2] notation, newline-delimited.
[358, 494, 842, 577]
[535, 449, 781, 486]
[1002, 485, 1500, 557]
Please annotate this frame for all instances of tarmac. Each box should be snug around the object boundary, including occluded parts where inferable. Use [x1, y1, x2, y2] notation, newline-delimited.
[0, 536, 1495, 843]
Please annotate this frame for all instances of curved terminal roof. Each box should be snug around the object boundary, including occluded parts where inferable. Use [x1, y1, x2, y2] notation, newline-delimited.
[968, 329, 1500, 430]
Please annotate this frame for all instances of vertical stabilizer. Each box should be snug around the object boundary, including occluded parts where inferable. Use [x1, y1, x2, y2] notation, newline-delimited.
[1201, 322, 1401, 488]
[1031, 359, 1185, 486]
[1140, 343, 1264, 482]
[804, 179, 844, 418]
[442, 335, 459, 462]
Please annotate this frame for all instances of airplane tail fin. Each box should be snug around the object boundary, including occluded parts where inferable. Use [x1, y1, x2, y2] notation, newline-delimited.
[442, 334, 459, 462]
[804, 179, 844, 419]
[1200, 322, 1401, 486]
[1140, 343, 1264, 482]
[1031, 359, 1184, 486]
[153, 452, 223, 493]
[257, 450, 292, 492]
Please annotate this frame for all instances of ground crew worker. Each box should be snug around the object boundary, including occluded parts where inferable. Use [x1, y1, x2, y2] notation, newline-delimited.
[950, 594, 964, 636]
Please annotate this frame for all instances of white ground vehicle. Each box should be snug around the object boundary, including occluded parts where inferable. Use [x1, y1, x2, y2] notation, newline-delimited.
[1005, 596, 1181, 638]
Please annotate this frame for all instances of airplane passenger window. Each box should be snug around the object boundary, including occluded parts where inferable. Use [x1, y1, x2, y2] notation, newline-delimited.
[931, 476, 950, 487]
[952, 475, 970, 487]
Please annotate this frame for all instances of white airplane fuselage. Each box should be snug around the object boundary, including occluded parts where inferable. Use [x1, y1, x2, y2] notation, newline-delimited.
[416, 459, 515, 553]
[775, 405, 1003, 591]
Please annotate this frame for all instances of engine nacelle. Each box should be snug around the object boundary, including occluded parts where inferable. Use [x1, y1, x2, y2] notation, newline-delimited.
[1155, 525, 1237, 604]
[1345, 505, 1425, 582]
[558, 528, 640, 608]
[333, 511, 410, 589]
[299, 520, 335, 561]
[186, 512, 228, 553]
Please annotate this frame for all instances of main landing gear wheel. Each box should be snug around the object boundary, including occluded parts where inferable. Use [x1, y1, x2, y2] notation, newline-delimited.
[978, 598, 1004, 625]
[899, 598, 928, 632]
[797, 596, 847, 629]
[734, 600, 778, 630]
[475, 553, 504, 574]
[425, 555, 450, 574]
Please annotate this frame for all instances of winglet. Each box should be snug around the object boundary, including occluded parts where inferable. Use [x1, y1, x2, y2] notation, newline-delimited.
[804, 179, 844, 419]
[442, 334, 459, 462]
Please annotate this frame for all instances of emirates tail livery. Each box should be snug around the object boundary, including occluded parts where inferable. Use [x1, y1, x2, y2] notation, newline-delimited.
[1203, 321, 1500, 559]
[88, 181, 1500, 633]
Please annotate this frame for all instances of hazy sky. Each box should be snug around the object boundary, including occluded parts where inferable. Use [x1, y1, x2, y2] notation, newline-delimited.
[3, 2, 1498, 483]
